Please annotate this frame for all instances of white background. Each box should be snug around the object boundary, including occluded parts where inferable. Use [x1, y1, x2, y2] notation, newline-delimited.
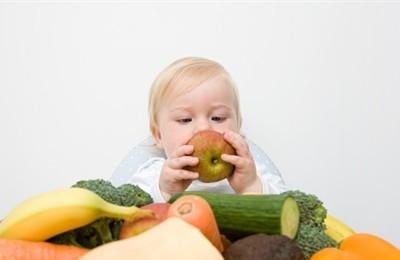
[1, 2, 399, 246]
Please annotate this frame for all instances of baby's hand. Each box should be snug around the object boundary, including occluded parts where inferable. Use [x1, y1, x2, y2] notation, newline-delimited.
[221, 131, 262, 194]
[159, 145, 199, 201]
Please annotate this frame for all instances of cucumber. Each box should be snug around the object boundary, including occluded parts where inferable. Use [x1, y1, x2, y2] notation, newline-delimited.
[169, 192, 299, 240]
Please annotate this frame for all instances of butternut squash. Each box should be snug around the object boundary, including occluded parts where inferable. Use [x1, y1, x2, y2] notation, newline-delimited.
[80, 217, 223, 260]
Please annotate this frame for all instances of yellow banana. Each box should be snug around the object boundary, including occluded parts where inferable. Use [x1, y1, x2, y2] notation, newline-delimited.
[324, 214, 355, 243]
[0, 187, 153, 241]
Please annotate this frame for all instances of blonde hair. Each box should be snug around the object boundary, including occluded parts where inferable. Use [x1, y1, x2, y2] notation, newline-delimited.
[148, 57, 242, 135]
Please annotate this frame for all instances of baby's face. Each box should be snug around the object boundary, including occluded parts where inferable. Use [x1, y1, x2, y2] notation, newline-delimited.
[153, 75, 239, 157]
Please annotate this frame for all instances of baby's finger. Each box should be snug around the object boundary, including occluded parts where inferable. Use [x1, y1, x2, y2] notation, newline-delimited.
[168, 156, 199, 169]
[172, 169, 199, 180]
[221, 154, 247, 169]
[170, 145, 194, 158]
[224, 131, 250, 157]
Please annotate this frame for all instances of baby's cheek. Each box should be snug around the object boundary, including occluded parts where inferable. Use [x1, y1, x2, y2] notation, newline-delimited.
[227, 118, 240, 132]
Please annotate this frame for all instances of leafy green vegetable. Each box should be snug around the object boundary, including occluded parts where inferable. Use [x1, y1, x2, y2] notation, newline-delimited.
[72, 179, 121, 205]
[48, 179, 152, 248]
[117, 183, 153, 207]
[295, 223, 337, 259]
[49, 217, 121, 248]
[282, 190, 338, 259]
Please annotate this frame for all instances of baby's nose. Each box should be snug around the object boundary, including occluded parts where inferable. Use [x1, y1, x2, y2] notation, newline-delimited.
[194, 119, 212, 133]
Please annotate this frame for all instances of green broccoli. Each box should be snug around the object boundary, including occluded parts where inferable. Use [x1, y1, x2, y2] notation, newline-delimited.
[294, 223, 338, 259]
[72, 179, 122, 205]
[282, 190, 338, 259]
[48, 179, 153, 248]
[118, 183, 153, 207]
[48, 229, 81, 248]
[49, 218, 120, 249]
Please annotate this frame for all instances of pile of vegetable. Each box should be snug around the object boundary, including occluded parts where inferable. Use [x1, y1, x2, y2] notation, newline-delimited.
[0, 179, 399, 260]
[48, 179, 153, 248]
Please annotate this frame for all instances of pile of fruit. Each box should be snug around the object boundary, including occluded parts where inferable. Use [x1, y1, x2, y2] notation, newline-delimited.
[0, 179, 399, 260]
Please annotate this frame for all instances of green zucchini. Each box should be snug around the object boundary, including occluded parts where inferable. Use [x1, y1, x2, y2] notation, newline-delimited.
[169, 192, 299, 240]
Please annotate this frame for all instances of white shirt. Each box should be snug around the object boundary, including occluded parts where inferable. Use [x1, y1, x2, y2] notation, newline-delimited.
[110, 136, 289, 202]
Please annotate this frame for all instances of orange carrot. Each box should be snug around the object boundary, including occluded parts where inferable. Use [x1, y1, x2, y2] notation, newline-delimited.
[167, 195, 224, 252]
[0, 239, 89, 260]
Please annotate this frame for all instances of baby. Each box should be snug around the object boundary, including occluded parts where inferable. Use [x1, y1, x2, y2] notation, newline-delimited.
[113, 57, 288, 202]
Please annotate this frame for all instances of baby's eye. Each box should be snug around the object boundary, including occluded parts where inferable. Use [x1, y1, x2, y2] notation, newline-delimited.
[177, 118, 192, 124]
[211, 116, 226, 122]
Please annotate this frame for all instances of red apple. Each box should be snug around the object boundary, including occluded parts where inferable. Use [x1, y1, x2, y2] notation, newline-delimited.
[184, 130, 236, 183]
[119, 203, 170, 239]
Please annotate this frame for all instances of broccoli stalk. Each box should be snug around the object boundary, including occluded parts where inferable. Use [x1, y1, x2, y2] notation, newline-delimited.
[48, 179, 153, 248]
[282, 190, 338, 259]
[50, 218, 119, 249]
[48, 230, 82, 248]
[76, 218, 118, 248]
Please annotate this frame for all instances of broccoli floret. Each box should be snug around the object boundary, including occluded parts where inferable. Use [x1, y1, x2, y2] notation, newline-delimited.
[282, 190, 337, 259]
[118, 183, 153, 207]
[295, 224, 338, 259]
[72, 179, 122, 205]
[48, 179, 153, 248]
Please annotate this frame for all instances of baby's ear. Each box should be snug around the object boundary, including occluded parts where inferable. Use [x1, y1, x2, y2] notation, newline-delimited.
[151, 127, 163, 149]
